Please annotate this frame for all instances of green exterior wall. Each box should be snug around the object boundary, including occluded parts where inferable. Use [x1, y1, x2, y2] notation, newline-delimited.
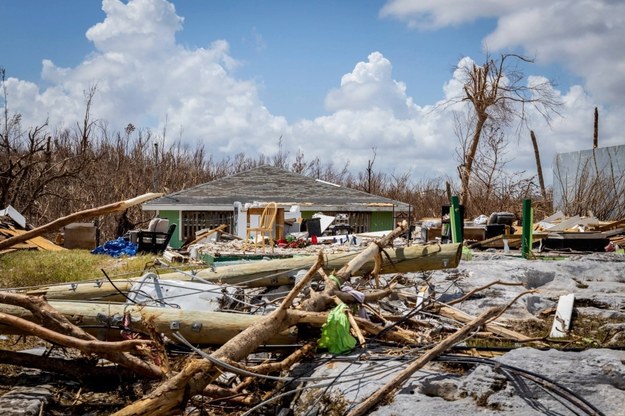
[157, 210, 182, 249]
[370, 211, 394, 231]
[301, 210, 394, 232]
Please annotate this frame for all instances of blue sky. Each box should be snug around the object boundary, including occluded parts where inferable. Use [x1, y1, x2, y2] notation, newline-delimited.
[1, 0, 623, 184]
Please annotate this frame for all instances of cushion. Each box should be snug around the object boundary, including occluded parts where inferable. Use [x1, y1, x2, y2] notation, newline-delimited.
[147, 218, 160, 232]
[154, 219, 169, 233]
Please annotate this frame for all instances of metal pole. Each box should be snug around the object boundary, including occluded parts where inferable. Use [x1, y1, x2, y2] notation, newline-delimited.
[521, 199, 533, 259]
[450, 195, 462, 244]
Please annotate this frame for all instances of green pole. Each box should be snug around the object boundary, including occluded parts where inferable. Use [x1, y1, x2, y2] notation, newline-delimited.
[450, 195, 462, 244]
[521, 199, 533, 259]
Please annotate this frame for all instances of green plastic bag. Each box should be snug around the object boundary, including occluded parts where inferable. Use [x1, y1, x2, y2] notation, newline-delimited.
[318, 304, 357, 354]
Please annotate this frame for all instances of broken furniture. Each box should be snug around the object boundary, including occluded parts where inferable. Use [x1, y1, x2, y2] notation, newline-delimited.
[136, 218, 176, 254]
[243, 202, 279, 253]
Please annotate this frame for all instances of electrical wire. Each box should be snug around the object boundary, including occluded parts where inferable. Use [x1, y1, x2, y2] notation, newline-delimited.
[436, 354, 605, 416]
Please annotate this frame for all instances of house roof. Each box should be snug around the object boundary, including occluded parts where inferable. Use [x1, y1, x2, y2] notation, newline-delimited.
[143, 165, 410, 212]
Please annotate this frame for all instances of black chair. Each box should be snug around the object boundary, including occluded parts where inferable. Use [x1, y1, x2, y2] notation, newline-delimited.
[137, 223, 176, 254]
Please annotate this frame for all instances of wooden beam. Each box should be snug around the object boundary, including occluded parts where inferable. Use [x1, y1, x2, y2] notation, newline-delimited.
[0, 193, 163, 251]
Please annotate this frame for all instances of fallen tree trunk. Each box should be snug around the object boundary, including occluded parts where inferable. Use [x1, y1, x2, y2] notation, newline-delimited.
[0, 192, 163, 251]
[26, 241, 462, 301]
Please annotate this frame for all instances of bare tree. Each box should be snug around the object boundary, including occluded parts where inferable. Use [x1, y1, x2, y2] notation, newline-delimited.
[0, 75, 98, 221]
[271, 135, 289, 169]
[356, 148, 385, 194]
[451, 53, 561, 208]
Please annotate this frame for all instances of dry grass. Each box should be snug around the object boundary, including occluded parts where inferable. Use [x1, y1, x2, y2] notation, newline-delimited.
[0, 249, 157, 289]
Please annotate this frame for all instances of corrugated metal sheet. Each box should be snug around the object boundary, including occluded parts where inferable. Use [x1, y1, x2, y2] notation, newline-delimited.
[553, 145, 625, 219]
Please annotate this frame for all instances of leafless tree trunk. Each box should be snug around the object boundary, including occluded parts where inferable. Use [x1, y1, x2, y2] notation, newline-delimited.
[530, 130, 547, 200]
[451, 54, 561, 209]
[593, 107, 599, 149]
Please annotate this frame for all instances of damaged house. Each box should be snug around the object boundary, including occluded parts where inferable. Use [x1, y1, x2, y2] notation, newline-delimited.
[141, 165, 411, 248]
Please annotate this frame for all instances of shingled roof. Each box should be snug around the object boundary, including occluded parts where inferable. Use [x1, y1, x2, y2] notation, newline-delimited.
[143, 165, 409, 212]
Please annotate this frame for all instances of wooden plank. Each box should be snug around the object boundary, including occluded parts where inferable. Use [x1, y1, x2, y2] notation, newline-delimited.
[0, 227, 65, 251]
[594, 219, 625, 232]
[549, 293, 575, 338]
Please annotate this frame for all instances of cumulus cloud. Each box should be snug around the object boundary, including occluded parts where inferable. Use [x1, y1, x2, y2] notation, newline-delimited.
[2, 0, 622, 186]
[381, 0, 625, 107]
[5, 0, 287, 160]
[380, 0, 543, 29]
[324, 52, 418, 119]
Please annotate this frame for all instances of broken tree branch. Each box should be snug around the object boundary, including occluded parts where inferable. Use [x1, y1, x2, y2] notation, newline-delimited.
[0, 292, 162, 378]
[436, 304, 547, 346]
[447, 280, 524, 306]
[0, 192, 163, 251]
[347, 306, 502, 416]
[299, 221, 409, 312]
[0, 312, 153, 354]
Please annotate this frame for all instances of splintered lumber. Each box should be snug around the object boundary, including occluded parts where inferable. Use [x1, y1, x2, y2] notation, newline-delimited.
[29, 241, 462, 301]
[0, 300, 296, 346]
[0, 192, 163, 251]
[437, 305, 540, 344]
[347, 307, 502, 416]
[0, 225, 65, 252]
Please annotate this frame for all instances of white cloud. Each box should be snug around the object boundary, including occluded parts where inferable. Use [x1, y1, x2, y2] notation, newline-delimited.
[5, 0, 288, 160]
[86, 0, 182, 54]
[483, 0, 625, 105]
[2, 0, 623, 189]
[380, 0, 543, 29]
[324, 52, 419, 120]
[381, 0, 625, 107]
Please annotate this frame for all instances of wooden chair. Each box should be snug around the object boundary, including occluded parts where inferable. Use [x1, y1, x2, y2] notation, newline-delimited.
[243, 202, 278, 253]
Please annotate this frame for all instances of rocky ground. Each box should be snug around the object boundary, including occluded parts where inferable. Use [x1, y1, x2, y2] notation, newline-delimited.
[1, 250, 624, 415]
[294, 251, 625, 415]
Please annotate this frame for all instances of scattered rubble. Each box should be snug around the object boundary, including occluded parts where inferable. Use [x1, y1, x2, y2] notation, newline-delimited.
[1, 198, 624, 415]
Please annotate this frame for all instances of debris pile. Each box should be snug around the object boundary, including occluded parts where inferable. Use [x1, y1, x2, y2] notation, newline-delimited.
[0, 197, 624, 415]
[0, 216, 625, 415]
[0, 206, 63, 254]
